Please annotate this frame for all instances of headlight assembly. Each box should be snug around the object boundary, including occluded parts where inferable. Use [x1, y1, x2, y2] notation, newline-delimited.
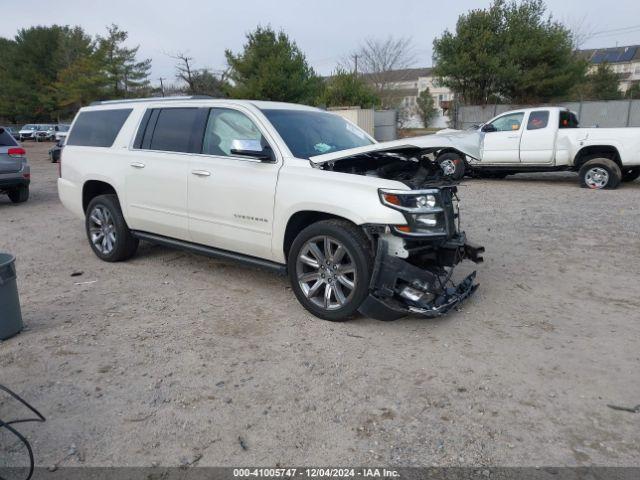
[379, 188, 454, 237]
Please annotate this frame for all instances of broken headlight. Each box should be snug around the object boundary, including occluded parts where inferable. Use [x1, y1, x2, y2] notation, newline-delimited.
[379, 188, 455, 237]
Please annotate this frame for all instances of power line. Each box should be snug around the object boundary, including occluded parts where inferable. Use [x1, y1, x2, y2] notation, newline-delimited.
[591, 24, 640, 36]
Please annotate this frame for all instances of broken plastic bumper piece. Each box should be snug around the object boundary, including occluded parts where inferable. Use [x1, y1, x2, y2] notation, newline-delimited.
[358, 238, 483, 321]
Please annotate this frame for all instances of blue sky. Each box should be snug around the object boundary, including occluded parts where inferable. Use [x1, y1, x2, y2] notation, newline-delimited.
[2, 0, 639, 85]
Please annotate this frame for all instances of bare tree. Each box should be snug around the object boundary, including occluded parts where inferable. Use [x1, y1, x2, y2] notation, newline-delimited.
[563, 14, 594, 49]
[344, 36, 417, 107]
[169, 52, 196, 93]
[166, 52, 229, 97]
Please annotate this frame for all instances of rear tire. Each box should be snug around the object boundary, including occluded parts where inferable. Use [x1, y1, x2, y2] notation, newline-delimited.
[288, 220, 372, 321]
[579, 158, 621, 190]
[8, 186, 29, 203]
[437, 152, 466, 180]
[621, 166, 640, 183]
[85, 194, 139, 262]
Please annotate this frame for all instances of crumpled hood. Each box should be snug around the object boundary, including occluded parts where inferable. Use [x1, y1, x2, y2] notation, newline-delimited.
[309, 132, 481, 166]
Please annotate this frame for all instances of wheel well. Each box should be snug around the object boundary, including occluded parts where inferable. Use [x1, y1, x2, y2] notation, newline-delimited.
[574, 146, 621, 170]
[436, 148, 465, 160]
[82, 180, 117, 212]
[283, 211, 352, 260]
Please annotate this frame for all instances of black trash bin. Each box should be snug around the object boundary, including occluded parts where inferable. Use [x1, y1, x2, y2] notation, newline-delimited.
[0, 253, 23, 340]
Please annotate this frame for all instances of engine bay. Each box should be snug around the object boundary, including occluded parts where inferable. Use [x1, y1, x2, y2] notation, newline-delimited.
[316, 148, 459, 189]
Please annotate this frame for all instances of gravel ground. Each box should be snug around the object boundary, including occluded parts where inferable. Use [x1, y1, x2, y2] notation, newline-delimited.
[1, 142, 639, 468]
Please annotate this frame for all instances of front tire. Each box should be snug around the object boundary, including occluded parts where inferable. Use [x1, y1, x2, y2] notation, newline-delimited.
[85, 194, 139, 262]
[621, 166, 640, 183]
[8, 186, 29, 203]
[288, 220, 372, 321]
[579, 158, 621, 190]
[437, 152, 466, 180]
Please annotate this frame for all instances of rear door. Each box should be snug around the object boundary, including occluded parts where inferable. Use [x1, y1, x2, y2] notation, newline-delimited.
[125, 107, 206, 241]
[0, 129, 21, 173]
[519, 110, 556, 164]
[481, 112, 524, 163]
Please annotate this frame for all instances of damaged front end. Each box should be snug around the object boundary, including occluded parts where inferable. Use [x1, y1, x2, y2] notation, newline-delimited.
[312, 142, 484, 320]
[359, 228, 484, 320]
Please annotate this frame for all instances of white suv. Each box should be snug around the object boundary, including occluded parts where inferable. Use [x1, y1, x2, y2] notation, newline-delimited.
[58, 97, 484, 321]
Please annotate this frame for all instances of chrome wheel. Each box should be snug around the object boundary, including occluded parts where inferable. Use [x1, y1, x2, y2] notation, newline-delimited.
[296, 235, 357, 311]
[440, 159, 456, 176]
[584, 167, 609, 189]
[88, 205, 117, 255]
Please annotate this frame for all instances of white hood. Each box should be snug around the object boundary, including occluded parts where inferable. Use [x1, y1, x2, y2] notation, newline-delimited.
[309, 132, 481, 166]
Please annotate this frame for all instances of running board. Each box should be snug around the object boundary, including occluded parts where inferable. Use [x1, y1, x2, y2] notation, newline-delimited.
[131, 231, 287, 275]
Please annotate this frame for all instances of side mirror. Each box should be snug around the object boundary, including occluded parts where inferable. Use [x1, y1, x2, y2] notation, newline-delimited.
[481, 124, 497, 133]
[230, 139, 274, 162]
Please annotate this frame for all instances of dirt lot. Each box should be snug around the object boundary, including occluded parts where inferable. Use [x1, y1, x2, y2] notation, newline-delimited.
[1, 142, 639, 468]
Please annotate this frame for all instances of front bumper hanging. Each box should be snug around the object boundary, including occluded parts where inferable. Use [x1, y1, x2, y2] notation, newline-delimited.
[358, 236, 484, 321]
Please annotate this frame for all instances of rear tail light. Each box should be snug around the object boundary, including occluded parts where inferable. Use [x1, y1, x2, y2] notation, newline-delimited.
[8, 147, 26, 158]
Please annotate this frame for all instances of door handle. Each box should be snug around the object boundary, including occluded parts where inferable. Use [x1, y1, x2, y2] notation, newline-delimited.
[507, 135, 519, 139]
[191, 170, 211, 177]
[130, 162, 145, 168]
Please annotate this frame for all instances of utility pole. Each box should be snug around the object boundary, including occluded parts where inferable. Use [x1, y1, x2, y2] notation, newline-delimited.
[353, 54, 358, 75]
[158, 77, 165, 97]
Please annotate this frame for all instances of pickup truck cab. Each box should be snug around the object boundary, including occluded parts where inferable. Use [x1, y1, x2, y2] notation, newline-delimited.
[58, 97, 484, 321]
[436, 107, 640, 189]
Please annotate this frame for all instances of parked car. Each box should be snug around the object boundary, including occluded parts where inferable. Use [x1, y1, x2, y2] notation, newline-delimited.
[49, 140, 64, 163]
[18, 124, 40, 141]
[5, 127, 18, 139]
[35, 124, 56, 142]
[435, 107, 640, 189]
[58, 97, 484, 321]
[0, 127, 30, 203]
[54, 124, 70, 142]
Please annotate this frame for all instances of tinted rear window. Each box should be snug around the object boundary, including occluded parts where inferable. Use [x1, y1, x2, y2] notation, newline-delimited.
[0, 129, 18, 147]
[67, 109, 132, 147]
[559, 111, 579, 128]
[147, 108, 201, 153]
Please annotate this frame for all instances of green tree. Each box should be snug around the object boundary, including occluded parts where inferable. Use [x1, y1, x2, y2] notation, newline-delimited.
[570, 63, 622, 100]
[416, 88, 438, 127]
[97, 24, 151, 98]
[433, 0, 586, 104]
[626, 82, 640, 99]
[225, 26, 321, 103]
[319, 68, 380, 108]
[0, 37, 19, 122]
[0, 24, 151, 122]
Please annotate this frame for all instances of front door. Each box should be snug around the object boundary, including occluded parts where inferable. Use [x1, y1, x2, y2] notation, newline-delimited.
[481, 111, 524, 163]
[188, 107, 281, 260]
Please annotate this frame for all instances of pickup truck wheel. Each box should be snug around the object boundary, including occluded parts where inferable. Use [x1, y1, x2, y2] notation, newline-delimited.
[579, 158, 621, 190]
[621, 167, 640, 183]
[288, 220, 372, 321]
[437, 153, 465, 180]
[85, 194, 139, 262]
[8, 186, 29, 203]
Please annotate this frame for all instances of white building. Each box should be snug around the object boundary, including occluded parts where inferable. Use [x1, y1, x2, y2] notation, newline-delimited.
[579, 45, 640, 93]
[362, 67, 454, 129]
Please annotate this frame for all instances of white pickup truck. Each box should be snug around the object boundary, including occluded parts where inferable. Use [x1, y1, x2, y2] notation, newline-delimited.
[435, 106, 640, 189]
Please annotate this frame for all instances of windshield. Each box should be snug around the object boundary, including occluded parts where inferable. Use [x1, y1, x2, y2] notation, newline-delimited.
[22, 124, 37, 130]
[58, 125, 70, 132]
[261, 109, 374, 159]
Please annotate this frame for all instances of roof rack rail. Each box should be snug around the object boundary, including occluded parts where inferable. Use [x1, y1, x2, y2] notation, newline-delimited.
[89, 95, 213, 106]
